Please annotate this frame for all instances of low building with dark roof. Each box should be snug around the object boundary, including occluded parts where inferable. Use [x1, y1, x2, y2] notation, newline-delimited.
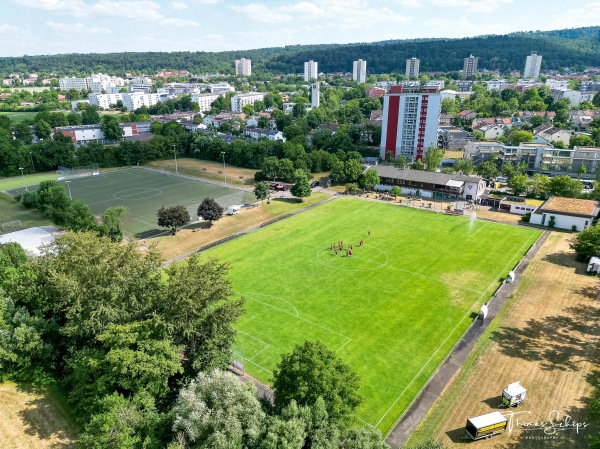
[368, 166, 486, 201]
[529, 196, 600, 231]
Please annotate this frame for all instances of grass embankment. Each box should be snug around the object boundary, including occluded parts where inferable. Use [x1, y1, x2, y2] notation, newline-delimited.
[0, 193, 51, 233]
[146, 158, 258, 188]
[0, 172, 59, 192]
[150, 192, 330, 260]
[0, 111, 38, 122]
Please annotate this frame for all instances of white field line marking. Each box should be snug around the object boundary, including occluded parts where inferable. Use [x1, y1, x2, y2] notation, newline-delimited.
[238, 291, 352, 341]
[232, 351, 274, 374]
[242, 293, 299, 317]
[375, 230, 539, 428]
[85, 180, 191, 207]
[237, 329, 271, 347]
[249, 344, 271, 361]
[336, 339, 352, 353]
[132, 217, 157, 227]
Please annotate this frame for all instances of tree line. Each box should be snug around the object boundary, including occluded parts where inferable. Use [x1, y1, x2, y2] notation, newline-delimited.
[0, 27, 598, 77]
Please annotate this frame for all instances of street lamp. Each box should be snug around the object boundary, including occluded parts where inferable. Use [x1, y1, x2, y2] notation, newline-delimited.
[173, 144, 178, 174]
[29, 151, 35, 172]
[18, 167, 28, 191]
[221, 151, 227, 186]
[65, 180, 72, 200]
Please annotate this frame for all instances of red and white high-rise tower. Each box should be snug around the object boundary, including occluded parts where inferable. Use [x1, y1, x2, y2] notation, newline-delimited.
[380, 85, 441, 161]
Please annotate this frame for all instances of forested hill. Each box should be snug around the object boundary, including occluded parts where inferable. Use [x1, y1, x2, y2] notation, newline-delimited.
[1, 26, 598, 77]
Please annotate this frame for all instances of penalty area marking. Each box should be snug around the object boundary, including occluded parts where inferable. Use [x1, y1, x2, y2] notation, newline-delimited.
[237, 291, 353, 353]
[374, 230, 540, 429]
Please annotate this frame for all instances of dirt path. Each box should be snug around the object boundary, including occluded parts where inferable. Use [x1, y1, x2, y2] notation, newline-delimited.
[0, 383, 78, 449]
[407, 232, 600, 448]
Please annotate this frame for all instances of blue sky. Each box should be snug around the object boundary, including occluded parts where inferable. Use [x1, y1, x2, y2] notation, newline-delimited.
[1, 0, 599, 56]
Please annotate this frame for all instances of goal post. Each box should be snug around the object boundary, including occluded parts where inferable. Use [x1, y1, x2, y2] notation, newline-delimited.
[57, 164, 100, 181]
[1, 220, 23, 232]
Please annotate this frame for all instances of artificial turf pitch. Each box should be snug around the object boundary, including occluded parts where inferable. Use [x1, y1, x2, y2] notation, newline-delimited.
[200, 197, 541, 434]
[9, 168, 255, 237]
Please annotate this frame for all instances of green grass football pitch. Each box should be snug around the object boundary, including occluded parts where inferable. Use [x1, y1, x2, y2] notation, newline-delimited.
[7, 168, 255, 237]
[199, 198, 541, 434]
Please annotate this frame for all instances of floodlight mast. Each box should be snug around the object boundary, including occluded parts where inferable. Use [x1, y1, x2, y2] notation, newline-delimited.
[18, 167, 28, 191]
[221, 151, 227, 186]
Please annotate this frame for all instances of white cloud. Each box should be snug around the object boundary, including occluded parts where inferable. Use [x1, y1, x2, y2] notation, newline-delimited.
[396, 0, 424, 8]
[14, 0, 198, 26]
[46, 21, 110, 34]
[428, 0, 514, 13]
[231, 4, 293, 23]
[550, 2, 600, 28]
[171, 1, 188, 9]
[0, 23, 21, 33]
[233, 1, 412, 29]
[195, 0, 220, 3]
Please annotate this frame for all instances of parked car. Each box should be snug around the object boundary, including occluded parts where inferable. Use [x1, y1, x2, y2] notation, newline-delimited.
[310, 181, 319, 188]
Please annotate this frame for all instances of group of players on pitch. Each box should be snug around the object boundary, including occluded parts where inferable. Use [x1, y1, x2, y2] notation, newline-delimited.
[329, 230, 370, 257]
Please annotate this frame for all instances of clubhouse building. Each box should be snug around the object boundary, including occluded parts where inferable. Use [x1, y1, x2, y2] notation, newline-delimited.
[368, 166, 486, 201]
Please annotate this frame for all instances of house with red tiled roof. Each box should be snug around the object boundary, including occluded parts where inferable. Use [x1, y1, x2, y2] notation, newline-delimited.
[458, 110, 477, 121]
[530, 196, 600, 231]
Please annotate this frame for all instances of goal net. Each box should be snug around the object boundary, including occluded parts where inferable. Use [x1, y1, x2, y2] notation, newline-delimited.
[1, 220, 23, 232]
[57, 164, 100, 180]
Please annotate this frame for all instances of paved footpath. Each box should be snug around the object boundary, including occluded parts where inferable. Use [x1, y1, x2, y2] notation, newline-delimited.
[385, 230, 550, 448]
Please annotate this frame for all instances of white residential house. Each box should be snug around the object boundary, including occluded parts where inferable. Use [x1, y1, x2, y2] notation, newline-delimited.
[533, 125, 571, 147]
[244, 128, 285, 141]
[476, 124, 505, 140]
[192, 92, 223, 113]
[122, 92, 165, 111]
[230, 92, 265, 113]
[486, 79, 509, 91]
[88, 93, 124, 109]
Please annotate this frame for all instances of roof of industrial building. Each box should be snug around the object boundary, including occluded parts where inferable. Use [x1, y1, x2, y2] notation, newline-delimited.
[370, 166, 482, 185]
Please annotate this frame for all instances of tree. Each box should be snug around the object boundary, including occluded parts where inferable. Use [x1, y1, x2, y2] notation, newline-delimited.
[475, 160, 499, 180]
[261, 156, 280, 181]
[35, 120, 52, 139]
[197, 198, 223, 225]
[63, 199, 98, 232]
[157, 205, 190, 234]
[172, 369, 264, 449]
[254, 181, 270, 203]
[507, 174, 529, 196]
[529, 173, 550, 199]
[100, 115, 125, 142]
[100, 206, 126, 242]
[530, 115, 544, 127]
[330, 160, 346, 183]
[548, 175, 583, 198]
[393, 154, 407, 169]
[160, 255, 243, 373]
[389, 186, 402, 202]
[359, 170, 380, 191]
[423, 146, 444, 172]
[570, 225, 600, 261]
[344, 159, 363, 183]
[242, 104, 255, 116]
[339, 426, 389, 449]
[81, 105, 101, 125]
[453, 159, 473, 174]
[569, 134, 595, 148]
[273, 340, 362, 425]
[79, 392, 166, 449]
[291, 170, 312, 201]
[509, 130, 534, 146]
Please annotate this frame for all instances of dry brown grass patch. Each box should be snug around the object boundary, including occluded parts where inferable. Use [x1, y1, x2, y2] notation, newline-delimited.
[0, 382, 78, 449]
